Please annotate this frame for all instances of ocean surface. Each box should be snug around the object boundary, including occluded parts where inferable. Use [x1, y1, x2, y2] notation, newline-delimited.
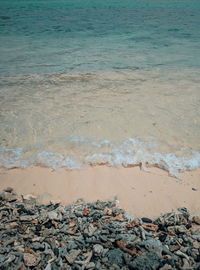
[0, 0, 200, 177]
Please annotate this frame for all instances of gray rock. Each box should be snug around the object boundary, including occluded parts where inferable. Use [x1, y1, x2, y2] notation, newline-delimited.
[4, 254, 16, 263]
[192, 241, 200, 249]
[139, 239, 163, 257]
[175, 250, 190, 260]
[0, 191, 17, 202]
[159, 264, 172, 270]
[93, 244, 104, 256]
[191, 234, 200, 241]
[67, 241, 78, 250]
[107, 249, 124, 266]
[86, 262, 95, 269]
[44, 263, 52, 270]
[193, 216, 200, 225]
[22, 194, 37, 203]
[65, 249, 81, 264]
[19, 215, 38, 221]
[48, 210, 62, 221]
[4, 222, 18, 230]
[182, 258, 191, 269]
[3, 187, 13, 193]
[84, 223, 97, 236]
[128, 252, 161, 270]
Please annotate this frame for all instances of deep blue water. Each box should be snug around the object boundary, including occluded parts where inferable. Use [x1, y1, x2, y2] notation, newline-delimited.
[0, 0, 200, 74]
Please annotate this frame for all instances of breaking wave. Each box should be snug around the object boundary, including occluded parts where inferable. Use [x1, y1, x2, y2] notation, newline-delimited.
[1, 136, 200, 178]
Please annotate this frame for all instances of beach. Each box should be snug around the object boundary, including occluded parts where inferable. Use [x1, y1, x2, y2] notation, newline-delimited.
[0, 166, 200, 218]
[1, 0, 200, 268]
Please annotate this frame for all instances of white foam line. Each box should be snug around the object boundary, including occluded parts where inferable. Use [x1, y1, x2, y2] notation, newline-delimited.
[1, 137, 200, 177]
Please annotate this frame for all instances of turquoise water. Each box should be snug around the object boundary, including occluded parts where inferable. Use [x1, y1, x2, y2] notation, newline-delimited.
[1, 0, 200, 74]
[0, 0, 200, 176]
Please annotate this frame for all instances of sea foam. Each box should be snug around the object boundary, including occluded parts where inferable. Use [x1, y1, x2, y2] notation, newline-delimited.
[1, 136, 200, 178]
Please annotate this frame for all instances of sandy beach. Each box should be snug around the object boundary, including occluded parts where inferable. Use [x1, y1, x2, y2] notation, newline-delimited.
[0, 166, 199, 218]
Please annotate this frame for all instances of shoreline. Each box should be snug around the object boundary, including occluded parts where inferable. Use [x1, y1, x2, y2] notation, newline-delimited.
[0, 166, 200, 218]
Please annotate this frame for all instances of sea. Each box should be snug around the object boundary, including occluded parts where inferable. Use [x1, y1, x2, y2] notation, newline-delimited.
[0, 0, 200, 177]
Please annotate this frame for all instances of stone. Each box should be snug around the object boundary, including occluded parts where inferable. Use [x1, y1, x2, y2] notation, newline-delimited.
[3, 187, 13, 193]
[86, 262, 95, 269]
[192, 187, 198, 191]
[20, 215, 38, 221]
[139, 239, 163, 257]
[159, 264, 172, 270]
[128, 252, 161, 270]
[93, 244, 104, 256]
[175, 250, 190, 260]
[193, 241, 200, 249]
[0, 191, 17, 202]
[5, 255, 16, 263]
[22, 194, 37, 202]
[48, 210, 62, 221]
[65, 249, 81, 264]
[193, 216, 200, 225]
[44, 263, 52, 270]
[87, 224, 96, 236]
[141, 217, 153, 223]
[5, 222, 18, 230]
[176, 225, 187, 233]
[182, 258, 191, 269]
[107, 249, 124, 266]
[23, 252, 40, 267]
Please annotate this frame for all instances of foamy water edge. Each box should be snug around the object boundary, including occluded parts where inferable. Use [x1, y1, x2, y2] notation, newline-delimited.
[1, 136, 200, 178]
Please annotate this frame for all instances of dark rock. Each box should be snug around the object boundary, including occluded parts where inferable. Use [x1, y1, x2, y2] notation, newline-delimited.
[107, 248, 124, 266]
[128, 252, 161, 270]
[192, 187, 197, 191]
[3, 187, 13, 193]
[141, 217, 153, 223]
[139, 239, 163, 257]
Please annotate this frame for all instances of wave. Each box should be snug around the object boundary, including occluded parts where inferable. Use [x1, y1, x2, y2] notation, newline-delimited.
[1, 136, 200, 178]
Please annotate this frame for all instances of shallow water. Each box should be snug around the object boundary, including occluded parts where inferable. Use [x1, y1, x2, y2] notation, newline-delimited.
[0, 0, 200, 176]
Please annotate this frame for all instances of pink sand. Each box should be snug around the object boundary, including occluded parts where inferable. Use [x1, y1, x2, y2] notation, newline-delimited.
[0, 166, 200, 218]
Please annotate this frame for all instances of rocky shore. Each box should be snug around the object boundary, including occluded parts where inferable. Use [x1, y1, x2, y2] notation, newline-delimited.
[0, 188, 200, 270]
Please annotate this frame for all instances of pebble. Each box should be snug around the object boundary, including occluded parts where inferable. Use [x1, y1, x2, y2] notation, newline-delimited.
[193, 215, 200, 225]
[86, 262, 95, 269]
[19, 215, 38, 221]
[141, 217, 152, 223]
[22, 194, 37, 202]
[159, 264, 172, 270]
[0, 191, 17, 202]
[65, 249, 81, 264]
[47, 210, 62, 221]
[0, 188, 200, 270]
[23, 252, 40, 267]
[93, 244, 104, 256]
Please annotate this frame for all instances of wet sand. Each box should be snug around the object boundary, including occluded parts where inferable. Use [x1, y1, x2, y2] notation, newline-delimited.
[0, 166, 200, 218]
